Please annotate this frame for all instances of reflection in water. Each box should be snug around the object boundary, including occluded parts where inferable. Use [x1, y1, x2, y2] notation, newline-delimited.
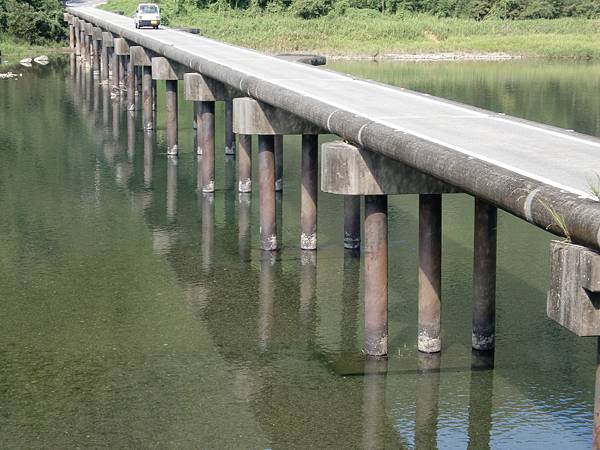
[363, 357, 389, 450]
[415, 353, 441, 450]
[143, 131, 153, 189]
[127, 112, 136, 162]
[201, 193, 215, 271]
[259, 251, 276, 352]
[102, 85, 110, 127]
[238, 193, 251, 262]
[299, 250, 316, 327]
[341, 251, 361, 352]
[224, 155, 236, 226]
[166, 158, 178, 223]
[468, 350, 494, 450]
[112, 96, 120, 141]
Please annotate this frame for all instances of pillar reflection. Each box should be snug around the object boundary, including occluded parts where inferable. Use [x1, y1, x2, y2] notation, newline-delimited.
[468, 350, 494, 450]
[127, 112, 136, 162]
[259, 251, 276, 352]
[201, 193, 215, 272]
[415, 352, 441, 450]
[362, 357, 388, 450]
[299, 250, 316, 327]
[166, 157, 178, 223]
[238, 193, 252, 262]
[143, 131, 154, 189]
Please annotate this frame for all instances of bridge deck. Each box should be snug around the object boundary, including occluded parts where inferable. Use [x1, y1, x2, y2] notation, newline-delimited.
[68, 6, 600, 248]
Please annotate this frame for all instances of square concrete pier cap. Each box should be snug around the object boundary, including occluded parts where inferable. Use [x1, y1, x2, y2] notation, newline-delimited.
[321, 140, 459, 195]
[233, 97, 322, 135]
[113, 37, 130, 56]
[84, 22, 93, 35]
[151, 57, 186, 80]
[102, 32, 114, 47]
[547, 240, 600, 336]
[92, 27, 103, 41]
[184, 73, 226, 102]
[130, 46, 156, 66]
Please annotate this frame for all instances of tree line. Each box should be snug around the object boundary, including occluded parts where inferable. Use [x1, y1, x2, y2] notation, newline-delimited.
[0, 0, 66, 44]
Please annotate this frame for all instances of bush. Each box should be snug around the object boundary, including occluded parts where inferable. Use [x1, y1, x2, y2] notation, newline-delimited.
[0, 0, 66, 44]
[291, 0, 332, 18]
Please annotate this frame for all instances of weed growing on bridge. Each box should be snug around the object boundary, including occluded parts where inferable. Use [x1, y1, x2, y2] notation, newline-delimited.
[587, 172, 600, 200]
[540, 199, 571, 242]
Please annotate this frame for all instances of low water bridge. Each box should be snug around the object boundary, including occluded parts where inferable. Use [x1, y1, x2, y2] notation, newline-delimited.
[65, 6, 600, 444]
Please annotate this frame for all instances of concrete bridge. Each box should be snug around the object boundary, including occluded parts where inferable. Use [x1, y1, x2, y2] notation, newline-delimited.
[65, 6, 600, 445]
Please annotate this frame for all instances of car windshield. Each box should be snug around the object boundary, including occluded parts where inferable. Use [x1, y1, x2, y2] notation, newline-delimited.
[139, 5, 158, 13]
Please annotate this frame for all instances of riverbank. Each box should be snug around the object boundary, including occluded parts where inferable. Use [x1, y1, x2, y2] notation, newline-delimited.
[99, 1, 600, 59]
[0, 34, 65, 64]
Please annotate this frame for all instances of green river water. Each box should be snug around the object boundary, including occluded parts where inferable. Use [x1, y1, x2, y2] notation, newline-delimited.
[0, 57, 598, 448]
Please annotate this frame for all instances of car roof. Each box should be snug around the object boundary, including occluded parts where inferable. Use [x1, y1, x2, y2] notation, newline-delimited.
[138, 3, 159, 6]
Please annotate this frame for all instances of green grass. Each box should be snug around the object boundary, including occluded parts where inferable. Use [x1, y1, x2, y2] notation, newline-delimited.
[100, 0, 600, 58]
[0, 34, 64, 64]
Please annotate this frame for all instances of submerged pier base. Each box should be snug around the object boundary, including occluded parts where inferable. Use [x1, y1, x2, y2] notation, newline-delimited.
[184, 73, 226, 192]
[321, 140, 458, 356]
[152, 57, 185, 156]
[233, 97, 321, 251]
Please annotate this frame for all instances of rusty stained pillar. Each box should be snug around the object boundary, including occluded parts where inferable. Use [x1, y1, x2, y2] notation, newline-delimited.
[259, 135, 277, 251]
[364, 195, 388, 357]
[101, 42, 109, 83]
[92, 39, 100, 76]
[199, 101, 216, 192]
[344, 196, 361, 251]
[118, 54, 126, 88]
[274, 134, 283, 192]
[472, 198, 498, 351]
[594, 338, 600, 450]
[142, 66, 153, 130]
[111, 48, 120, 92]
[74, 24, 81, 56]
[300, 134, 318, 250]
[69, 24, 75, 49]
[225, 96, 235, 155]
[127, 56, 135, 111]
[238, 134, 252, 193]
[135, 66, 142, 109]
[165, 79, 179, 156]
[418, 194, 442, 353]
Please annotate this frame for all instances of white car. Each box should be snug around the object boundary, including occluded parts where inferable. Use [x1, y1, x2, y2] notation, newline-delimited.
[134, 3, 161, 29]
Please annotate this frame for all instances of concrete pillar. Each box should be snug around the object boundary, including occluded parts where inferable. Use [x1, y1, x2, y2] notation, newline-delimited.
[364, 195, 388, 356]
[135, 66, 142, 109]
[184, 73, 225, 188]
[418, 193, 442, 354]
[91, 29, 102, 77]
[233, 97, 321, 251]
[101, 42, 109, 82]
[111, 48, 120, 91]
[344, 196, 361, 250]
[165, 79, 179, 156]
[472, 199, 497, 351]
[142, 67, 153, 130]
[274, 134, 283, 191]
[118, 55, 126, 88]
[74, 21, 81, 56]
[69, 24, 75, 49]
[300, 134, 318, 250]
[127, 56, 135, 111]
[595, 338, 600, 450]
[199, 101, 216, 192]
[259, 135, 277, 251]
[225, 96, 235, 155]
[238, 134, 252, 193]
[152, 57, 185, 156]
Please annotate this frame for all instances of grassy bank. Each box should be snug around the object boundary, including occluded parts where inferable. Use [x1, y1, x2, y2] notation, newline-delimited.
[100, 0, 600, 59]
[0, 34, 64, 64]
